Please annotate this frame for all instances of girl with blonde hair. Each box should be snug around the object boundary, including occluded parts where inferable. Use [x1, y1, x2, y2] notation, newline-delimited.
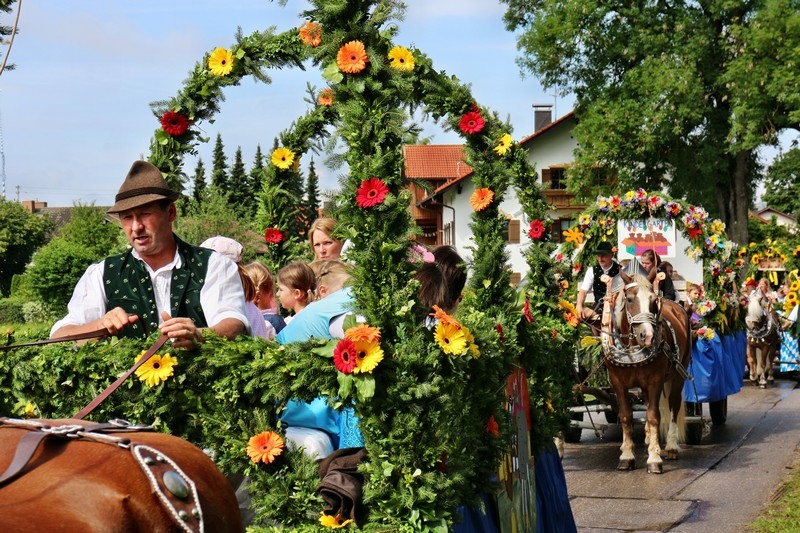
[276, 261, 316, 323]
[244, 261, 286, 334]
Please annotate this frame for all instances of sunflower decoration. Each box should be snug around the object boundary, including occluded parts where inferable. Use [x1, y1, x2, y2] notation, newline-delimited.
[134, 351, 177, 388]
[271, 147, 295, 169]
[387, 45, 415, 71]
[434, 321, 467, 356]
[342, 324, 384, 374]
[493, 133, 513, 156]
[246, 430, 285, 465]
[207, 47, 234, 76]
[319, 513, 353, 529]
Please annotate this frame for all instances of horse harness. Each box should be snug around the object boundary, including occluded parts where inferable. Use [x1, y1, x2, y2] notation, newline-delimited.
[0, 417, 206, 533]
[747, 311, 779, 344]
[603, 282, 689, 380]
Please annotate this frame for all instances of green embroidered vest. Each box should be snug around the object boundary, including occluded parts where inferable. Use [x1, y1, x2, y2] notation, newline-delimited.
[103, 237, 212, 339]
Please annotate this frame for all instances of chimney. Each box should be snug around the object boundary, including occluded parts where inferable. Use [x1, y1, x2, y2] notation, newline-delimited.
[532, 104, 553, 133]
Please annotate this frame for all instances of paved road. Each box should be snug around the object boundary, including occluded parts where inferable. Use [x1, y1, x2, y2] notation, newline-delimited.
[563, 378, 800, 532]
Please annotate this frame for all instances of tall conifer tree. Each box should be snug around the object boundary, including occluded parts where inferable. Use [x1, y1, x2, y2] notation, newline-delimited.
[192, 157, 207, 206]
[210, 133, 229, 192]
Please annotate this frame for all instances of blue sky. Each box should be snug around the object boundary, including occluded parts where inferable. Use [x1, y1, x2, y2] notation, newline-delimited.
[0, 0, 573, 207]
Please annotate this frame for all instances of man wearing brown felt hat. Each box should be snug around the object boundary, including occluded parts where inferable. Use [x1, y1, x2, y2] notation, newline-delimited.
[51, 160, 248, 349]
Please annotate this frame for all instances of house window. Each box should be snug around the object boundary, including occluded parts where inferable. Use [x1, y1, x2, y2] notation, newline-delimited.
[550, 168, 567, 190]
[551, 218, 573, 243]
[442, 221, 455, 246]
[540, 167, 567, 190]
[505, 219, 521, 244]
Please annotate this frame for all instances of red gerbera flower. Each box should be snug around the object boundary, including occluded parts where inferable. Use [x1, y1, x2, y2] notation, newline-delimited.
[333, 338, 357, 374]
[459, 110, 485, 135]
[161, 111, 190, 136]
[523, 299, 533, 324]
[528, 219, 545, 240]
[264, 228, 284, 244]
[356, 177, 389, 208]
[486, 415, 500, 438]
[686, 226, 703, 239]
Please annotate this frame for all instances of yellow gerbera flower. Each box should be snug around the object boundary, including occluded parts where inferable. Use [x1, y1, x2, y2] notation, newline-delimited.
[271, 147, 295, 169]
[353, 339, 384, 374]
[790, 281, 800, 292]
[434, 321, 467, 355]
[134, 351, 177, 388]
[462, 326, 480, 358]
[208, 47, 234, 76]
[493, 133, 513, 156]
[388, 45, 415, 71]
[562, 226, 584, 247]
[319, 513, 353, 528]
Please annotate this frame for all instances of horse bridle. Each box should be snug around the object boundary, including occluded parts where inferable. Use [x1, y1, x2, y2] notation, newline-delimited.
[0, 417, 205, 533]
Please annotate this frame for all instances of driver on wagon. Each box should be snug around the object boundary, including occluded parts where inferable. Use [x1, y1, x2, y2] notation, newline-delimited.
[576, 241, 629, 323]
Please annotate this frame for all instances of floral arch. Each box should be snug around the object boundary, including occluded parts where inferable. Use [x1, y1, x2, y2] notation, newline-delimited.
[558, 190, 746, 337]
[132, 0, 575, 530]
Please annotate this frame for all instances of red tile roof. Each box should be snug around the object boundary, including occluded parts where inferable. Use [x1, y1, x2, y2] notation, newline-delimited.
[402, 145, 472, 180]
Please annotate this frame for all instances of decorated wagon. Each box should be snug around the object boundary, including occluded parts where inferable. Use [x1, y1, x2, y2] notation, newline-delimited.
[0, 1, 580, 531]
[558, 191, 749, 456]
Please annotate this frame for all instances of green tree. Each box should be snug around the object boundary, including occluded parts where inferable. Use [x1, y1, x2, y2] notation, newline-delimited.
[501, 0, 800, 245]
[25, 203, 124, 313]
[176, 189, 264, 263]
[192, 157, 207, 206]
[0, 199, 52, 296]
[247, 145, 267, 219]
[57, 204, 125, 257]
[762, 147, 800, 220]
[228, 146, 250, 215]
[210, 133, 229, 192]
[306, 158, 321, 217]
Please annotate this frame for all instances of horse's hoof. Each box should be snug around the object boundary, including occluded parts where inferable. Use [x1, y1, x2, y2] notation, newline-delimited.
[663, 449, 679, 460]
[617, 459, 636, 471]
[759, 383, 767, 389]
[647, 462, 664, 474]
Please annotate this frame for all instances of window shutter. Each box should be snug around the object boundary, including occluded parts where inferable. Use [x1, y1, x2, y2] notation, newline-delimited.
[541, 168, 551, 185]
[507, 219, 520, 244]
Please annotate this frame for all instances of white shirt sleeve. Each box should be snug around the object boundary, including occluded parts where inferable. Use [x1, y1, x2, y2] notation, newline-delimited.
[579, 267, 594, 293]
[200, 253, 250, 333]
[50, 262, 107, 336]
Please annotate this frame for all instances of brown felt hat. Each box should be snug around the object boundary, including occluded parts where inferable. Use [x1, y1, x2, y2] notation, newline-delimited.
[107, 161, 180, 214]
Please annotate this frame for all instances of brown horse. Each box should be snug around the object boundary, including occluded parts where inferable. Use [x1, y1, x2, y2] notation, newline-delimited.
[745, 293, 781, 388]
[0, 418, 243, 533]
[603, 274, 692, 474]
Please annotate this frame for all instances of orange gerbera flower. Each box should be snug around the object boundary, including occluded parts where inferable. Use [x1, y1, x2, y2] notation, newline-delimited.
[430, 305, 459, 327]
[345, 324, 381, 344]
[246, 431, 284, 465]
[337, 40, 368, 74]
[298, 21, 322, 47]
[318, 87, 334, 106]
[470, 188, 494, 211]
